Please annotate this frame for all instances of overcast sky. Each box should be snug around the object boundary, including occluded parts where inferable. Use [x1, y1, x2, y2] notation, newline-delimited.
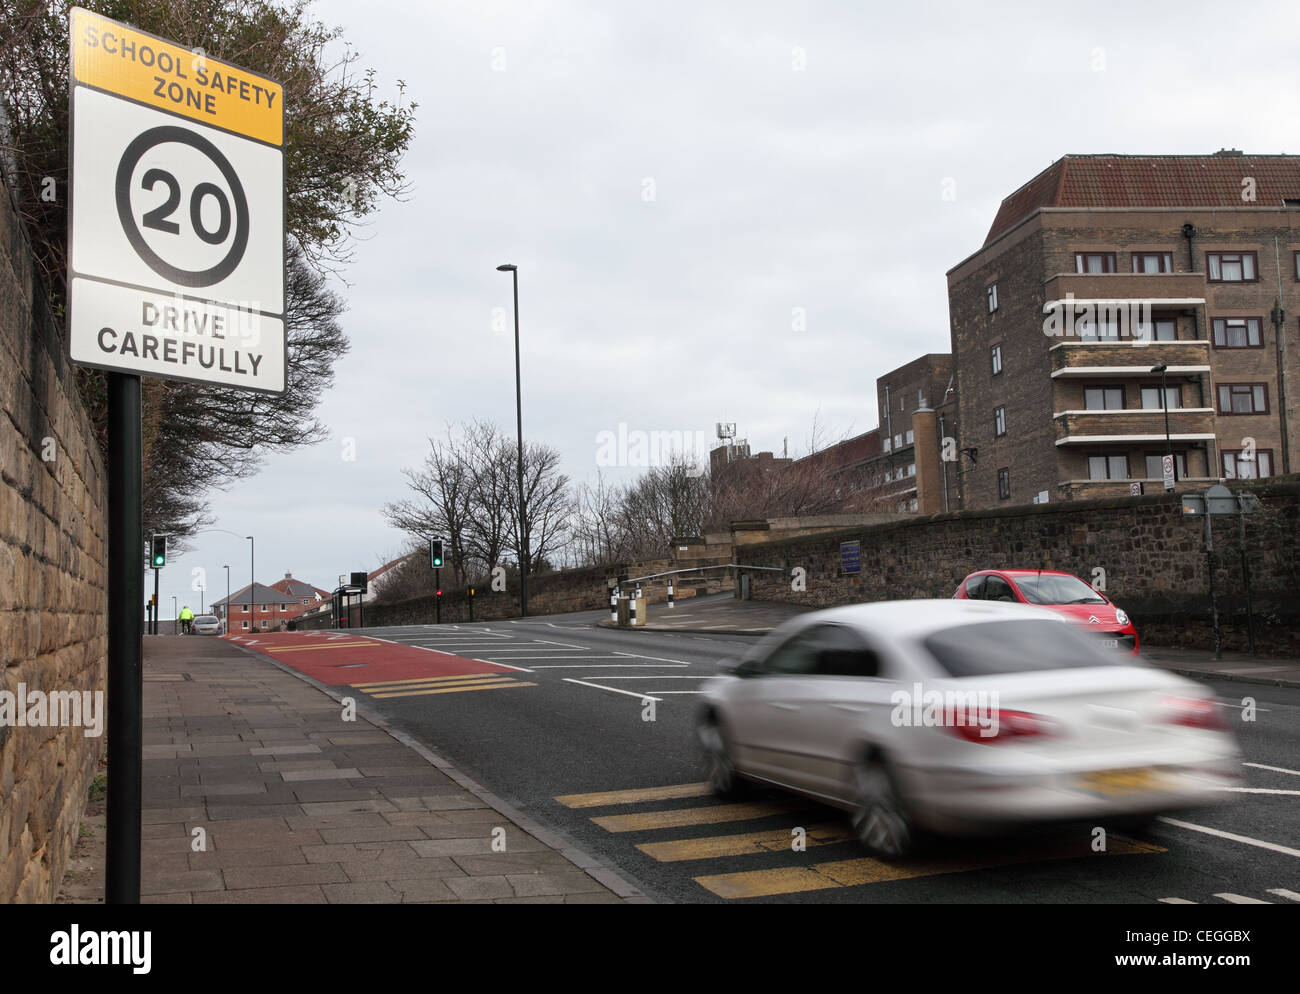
[163, 0, 1300, 613]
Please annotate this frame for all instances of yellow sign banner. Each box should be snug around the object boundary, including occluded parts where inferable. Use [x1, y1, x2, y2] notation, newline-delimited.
[70, 7, 283, 146]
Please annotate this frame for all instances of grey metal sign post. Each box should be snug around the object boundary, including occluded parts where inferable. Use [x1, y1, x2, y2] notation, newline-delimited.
[1182, 485, 1260, 659]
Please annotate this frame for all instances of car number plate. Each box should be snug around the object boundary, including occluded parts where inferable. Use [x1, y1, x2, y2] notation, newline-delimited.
[1102, 638, 1119, 649]
[1074, 767, 1156, 796]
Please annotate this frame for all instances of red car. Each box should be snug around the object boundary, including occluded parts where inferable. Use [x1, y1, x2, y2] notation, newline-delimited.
[953, 569, 1139, 654]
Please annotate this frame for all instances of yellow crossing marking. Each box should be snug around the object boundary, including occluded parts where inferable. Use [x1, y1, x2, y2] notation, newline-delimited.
[694, 835, 1166, 899]
[352, 673, 510, 689]
[555, 783, 712, 809]
[369, 680, 536, 699]
[266, 641, 372, 652]
[638, 823, 852, 862]
[592, 801, 801, 833]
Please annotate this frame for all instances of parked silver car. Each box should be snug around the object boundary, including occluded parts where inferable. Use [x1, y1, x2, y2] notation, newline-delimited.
[697, 600, 1240, 858]
[191, 614, 222, 635]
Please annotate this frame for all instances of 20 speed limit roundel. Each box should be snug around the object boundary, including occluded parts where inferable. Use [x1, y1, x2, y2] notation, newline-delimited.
[114, 125, 250, 287]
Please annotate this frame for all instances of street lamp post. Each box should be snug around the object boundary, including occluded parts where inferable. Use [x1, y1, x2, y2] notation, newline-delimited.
[171, 596, 177, 634]
[223, 565, 230, 633]
[496, 263, 528, 618]
[246, 536, 255, 630]
[1151, 364, 1173, 487]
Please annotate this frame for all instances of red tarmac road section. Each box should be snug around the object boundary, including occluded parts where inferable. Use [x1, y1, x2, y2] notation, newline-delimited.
[222, 631, 515, 687]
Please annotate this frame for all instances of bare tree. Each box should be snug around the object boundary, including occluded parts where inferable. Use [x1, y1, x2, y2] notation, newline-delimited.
[381, 425, 474, 586]
[508, 439, 574, 573]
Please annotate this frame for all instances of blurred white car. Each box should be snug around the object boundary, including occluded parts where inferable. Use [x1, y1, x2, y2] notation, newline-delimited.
[697, 600, 1240, 858]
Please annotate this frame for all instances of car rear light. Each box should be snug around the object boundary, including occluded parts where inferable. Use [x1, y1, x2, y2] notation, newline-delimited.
[1162, 696, 1227, 731]
[943, 709, 1055, 744]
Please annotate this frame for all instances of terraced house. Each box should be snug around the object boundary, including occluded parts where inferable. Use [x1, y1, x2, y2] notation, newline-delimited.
[947, 151, 1299, 509]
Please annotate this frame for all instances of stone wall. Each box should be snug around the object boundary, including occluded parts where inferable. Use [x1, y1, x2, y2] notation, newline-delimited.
[736, 478, 1300, 656]
[292, 555, 735, 631]
[0, 179, 109, 902]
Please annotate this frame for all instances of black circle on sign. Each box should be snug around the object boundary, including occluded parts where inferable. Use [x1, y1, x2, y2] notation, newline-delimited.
[115, 126, 249, 287]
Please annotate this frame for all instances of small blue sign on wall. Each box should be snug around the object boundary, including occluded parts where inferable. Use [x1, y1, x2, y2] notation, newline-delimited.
[840, 540, 861, 576]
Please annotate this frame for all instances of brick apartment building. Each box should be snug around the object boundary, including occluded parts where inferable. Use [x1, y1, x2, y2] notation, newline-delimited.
[711, 354, 960, 515]
[213, 572, 328, 631]
[947, 151, 1300, 509]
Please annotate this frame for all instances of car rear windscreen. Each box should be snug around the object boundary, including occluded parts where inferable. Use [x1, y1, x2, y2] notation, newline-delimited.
[923, 619, 1122, 677]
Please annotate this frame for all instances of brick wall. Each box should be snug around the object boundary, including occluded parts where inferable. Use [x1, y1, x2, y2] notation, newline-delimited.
[0, 180, 108, 902]
[736, 477, 1300, 656]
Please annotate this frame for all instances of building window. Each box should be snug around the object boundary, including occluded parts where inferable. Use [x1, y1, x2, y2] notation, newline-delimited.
[1206, 251, 1257, 282]
[1088, 454, 1129, 480]
[884, 468, 893, 483]
[1148, 318, 1177, 341]
[894, 433, 903, 448]
[1223, 449, 1273, 479]
[241, 620, 249, 630]
[1217, 383, 1269, 414]
[1144, 452, 1187, 479]
[997, 468, 1010, 500]
[1075, 252, 1117, 274]
[987, 283, 998, 312]
[1140, 385, 1180, 410]
[883, 437, 891, 453]
[909, 498, 918, 512]
[1211, 317, 1262, 348]
[994, 406, 1006, 437]
[280, 603, 287, 611]
[991, 344, 1003, 375]
[1084, 386, 1125, 410]
[1294, 251, 1300, 280]
[1132, 252, 1173, 274]
[907, 463, 916, 477]
[905, 429, 914, 445]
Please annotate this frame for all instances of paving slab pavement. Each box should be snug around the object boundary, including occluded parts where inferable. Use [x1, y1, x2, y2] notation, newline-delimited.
[58, 635, 650, 905]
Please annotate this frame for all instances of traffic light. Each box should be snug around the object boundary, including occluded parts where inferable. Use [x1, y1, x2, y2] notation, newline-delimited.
[436, 588, 442, 598]
[151, 535, 166, 568]
[430, 538, 444, 569]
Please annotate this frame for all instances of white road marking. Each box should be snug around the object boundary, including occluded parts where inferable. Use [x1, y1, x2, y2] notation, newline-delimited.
[1215, 788, 1300, 795]
[1157, 898, 1197, 904]
[1213, 700, 1271, 711]
[562, 678, 662, 702]
[1214, 893, 1271, 904]
[528, 663, 689, 669]
[647, 691, 707, 695]
[531, 639, 589, 649]
[584, 675, 711, 679]
[1157, 817, 1300, 858]
[471, 659, 533, 673]
[1244, 762, 1300, 777]
[612, 650, 698, 665]
[1267, 888, 1300, 902]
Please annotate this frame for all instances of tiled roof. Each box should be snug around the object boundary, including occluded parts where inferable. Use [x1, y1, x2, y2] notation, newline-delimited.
[212, 582, 286, 607]
[269, 577, 328, 599]
[985, 153, 1300, 245]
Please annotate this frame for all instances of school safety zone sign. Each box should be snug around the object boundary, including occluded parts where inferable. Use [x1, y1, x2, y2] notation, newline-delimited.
[67, 7, 285, 393]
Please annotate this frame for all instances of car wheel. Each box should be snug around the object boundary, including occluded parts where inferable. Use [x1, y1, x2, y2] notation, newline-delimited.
[852, 756, 914, 859]
[698, 715, 746, 799]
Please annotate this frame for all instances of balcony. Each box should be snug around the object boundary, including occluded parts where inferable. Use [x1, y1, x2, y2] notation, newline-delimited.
[1043, 271, 1206, 305]
[1054, 408, 1215, 445]
[1050, 338, 1210, 378]
[1056, 478, 1215, 501]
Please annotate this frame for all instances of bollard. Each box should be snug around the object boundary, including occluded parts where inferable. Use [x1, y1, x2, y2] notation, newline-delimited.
[610, 587, 619, 623]
[630, 596, 637, 626]
[667, 580, 674, 608]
